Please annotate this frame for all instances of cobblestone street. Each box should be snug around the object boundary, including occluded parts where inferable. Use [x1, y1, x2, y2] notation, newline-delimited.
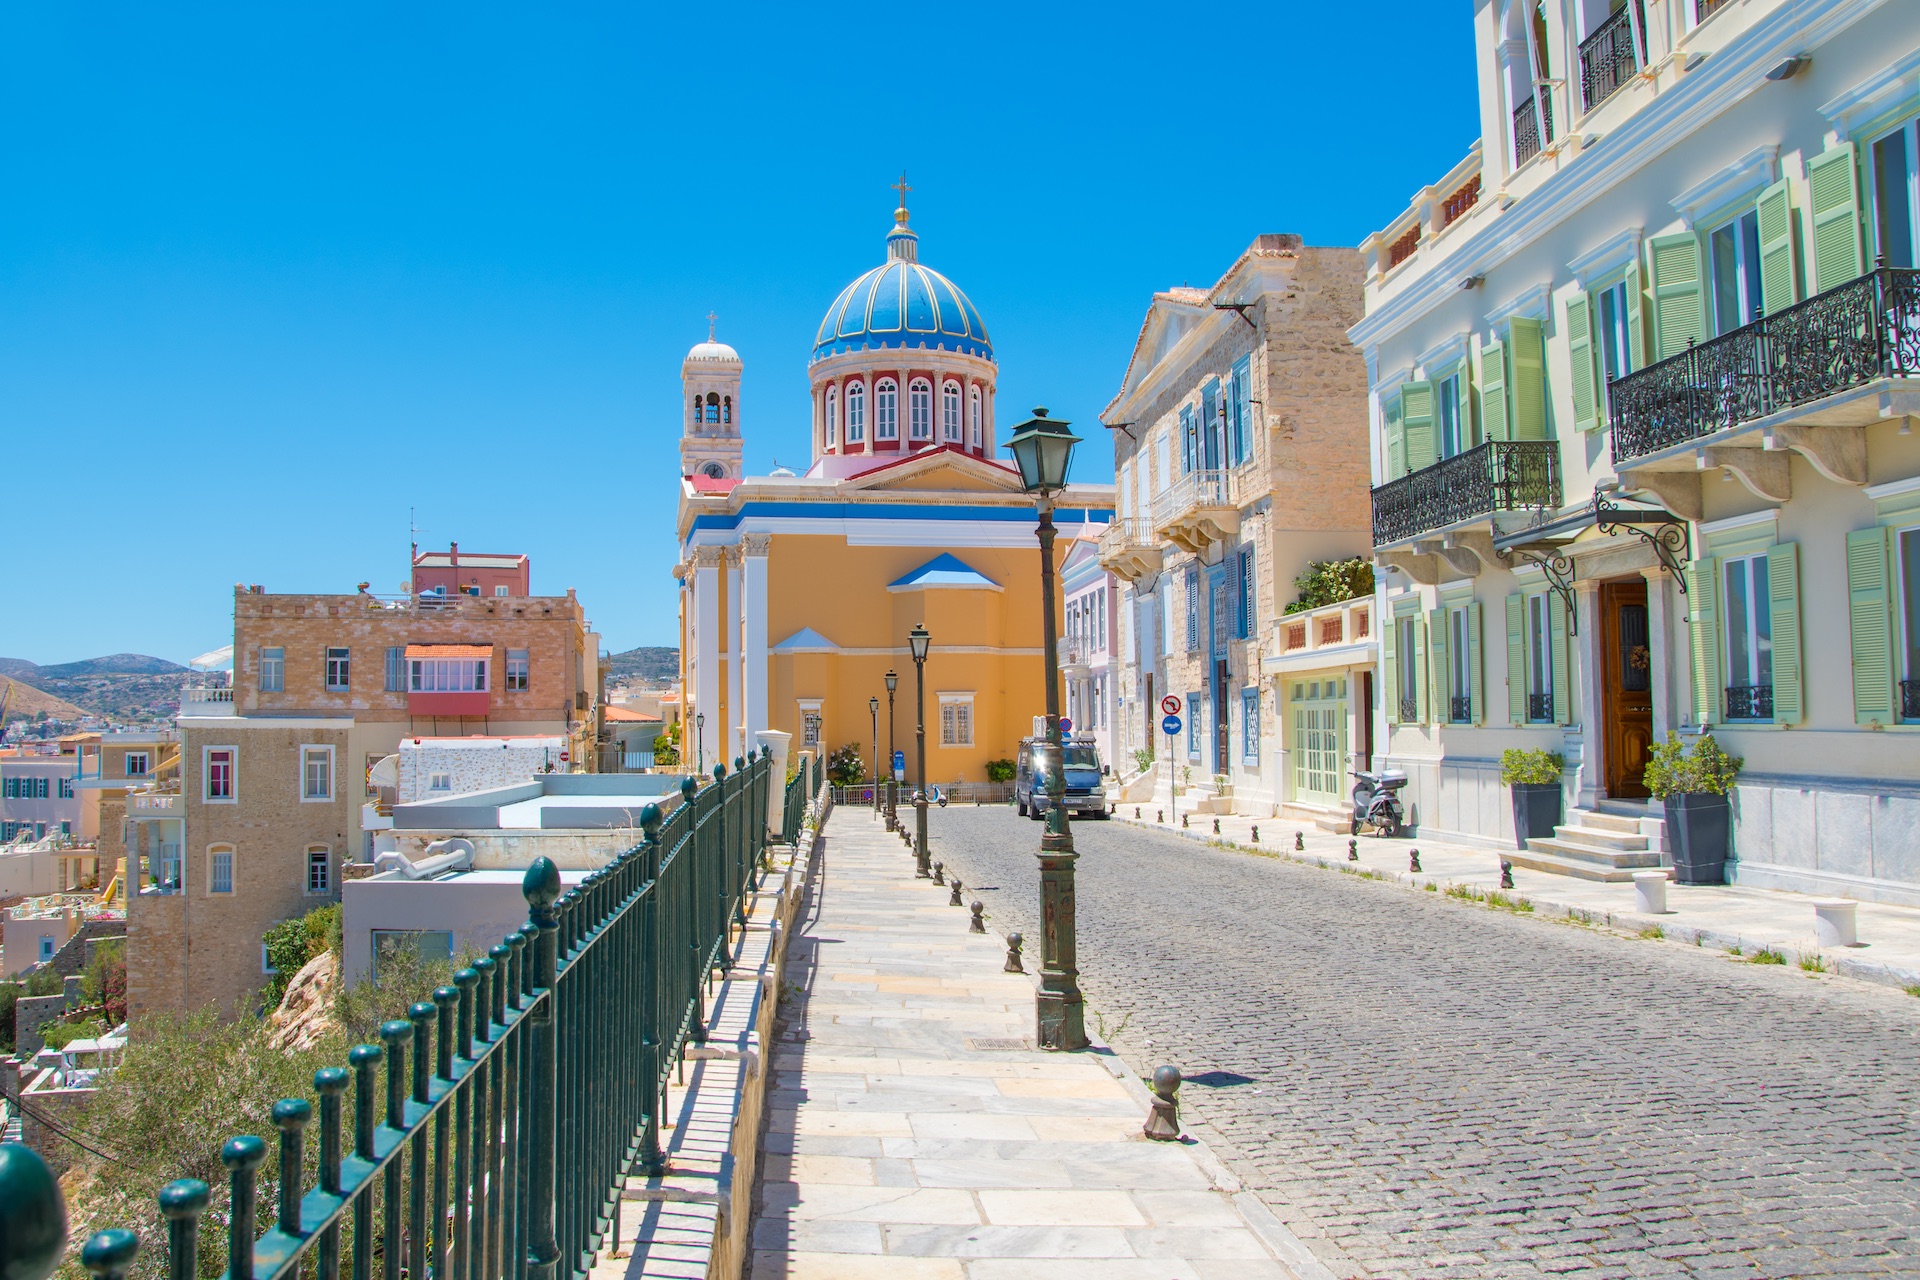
[918, 804, 1920, 1279]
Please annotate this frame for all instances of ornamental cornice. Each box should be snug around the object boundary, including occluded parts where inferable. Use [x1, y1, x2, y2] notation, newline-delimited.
[691, 546, 727, 569]
[740, 532, 773, 556]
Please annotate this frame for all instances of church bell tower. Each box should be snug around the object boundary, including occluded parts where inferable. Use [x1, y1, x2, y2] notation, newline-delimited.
[680, 314, 745, 481]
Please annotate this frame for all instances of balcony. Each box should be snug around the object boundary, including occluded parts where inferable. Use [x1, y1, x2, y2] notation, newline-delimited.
[1609, 267, 1920, 469]
[1096, 518, 1163, 583]
[1579, 1, 1642, 113]
[1152, 470, 1239, 555]
[1262, 596, 1373, 679]
[1513, 93, 1553, 167]
[1371, 440, 1562, 547]
[178, 685, 234, 717]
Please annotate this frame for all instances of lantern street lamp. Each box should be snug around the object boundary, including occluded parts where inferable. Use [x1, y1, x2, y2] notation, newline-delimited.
[869, 695, 882, 817]
[908, 624, 932, 879]
[1003, 406, 1087, 1051]
[884, 669, 899, 832]
[695, 712, 706, 776]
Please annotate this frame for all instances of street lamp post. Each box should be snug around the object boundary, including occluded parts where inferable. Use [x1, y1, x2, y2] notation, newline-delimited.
[909, 624, 931, 878]
[695, 713, 706, 776]
[1005, 406, 1088, 1052]
[869, 695, 881, 817]
[884, 670, 899, 832]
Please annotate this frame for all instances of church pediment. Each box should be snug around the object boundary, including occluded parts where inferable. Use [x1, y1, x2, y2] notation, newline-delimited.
[841, 447, 1026, 495]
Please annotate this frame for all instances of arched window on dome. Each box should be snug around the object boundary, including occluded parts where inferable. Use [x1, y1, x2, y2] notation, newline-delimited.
[876, 379, 899, 441]
[825, 386, 839, 448]
[969, 387, 983, 451]
[941, 382, 962, 444]
[705, 392, 720, 424]
[909, 379, 932, 442]
[846, 382, 866, 444]
[722, 396, 732, 426]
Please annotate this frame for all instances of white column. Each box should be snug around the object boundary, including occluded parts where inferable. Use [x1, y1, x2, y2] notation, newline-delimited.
[1646, 570, 1677, 741]
[1572, 581, 1604, 809]
[726, 548, 744, 765]
[693, 550, 721, 774]
[742, 534, 771, 748]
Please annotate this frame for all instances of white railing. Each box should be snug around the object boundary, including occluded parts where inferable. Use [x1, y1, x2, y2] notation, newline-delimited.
[1152, 469, 1235, 526]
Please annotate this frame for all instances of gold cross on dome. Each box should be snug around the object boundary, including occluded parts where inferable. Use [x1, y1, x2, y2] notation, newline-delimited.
[892, 172, 911, 214]
[706, 311, 717, 341]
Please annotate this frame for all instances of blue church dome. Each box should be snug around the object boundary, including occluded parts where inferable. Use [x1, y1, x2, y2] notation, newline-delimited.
[811, 214, 993, 364]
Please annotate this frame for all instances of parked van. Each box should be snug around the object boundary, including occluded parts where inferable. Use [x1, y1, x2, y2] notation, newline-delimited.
[1014, 737, 1109, 819]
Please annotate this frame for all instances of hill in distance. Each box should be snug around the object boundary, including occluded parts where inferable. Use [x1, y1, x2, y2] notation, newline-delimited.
[605, 647, 679, 686]
[0, 654, 191, 726]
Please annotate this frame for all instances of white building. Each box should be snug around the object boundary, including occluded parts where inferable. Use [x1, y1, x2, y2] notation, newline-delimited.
[1060, 539, 1120, 771]
[1352, 0, 1920, 900]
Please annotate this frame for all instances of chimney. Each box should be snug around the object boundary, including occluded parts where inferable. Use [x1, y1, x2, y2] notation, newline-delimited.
[450, 542, 459, 573]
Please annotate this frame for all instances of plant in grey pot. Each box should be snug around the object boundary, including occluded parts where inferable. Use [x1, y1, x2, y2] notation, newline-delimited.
[1500, 748, 1565, 850]
[1644, 732, 1743, 885]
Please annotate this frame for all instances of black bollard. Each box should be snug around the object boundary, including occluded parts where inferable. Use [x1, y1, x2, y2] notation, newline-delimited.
[949, 877, 964, 907]
[1500, 861, 1515, 890]
[1348, 838, 1358, 861]
[1182, 813, 1189, 829]
[1143, 1065, 1182, 1141]
[1410, 848, 1422, 873]
[1251, 825, 1260, 844]
[1004, 931, 1025, 973]
[969, 900, 986, 933]
[1295, 830, 1305, 851]
[932, 861, 945, 886]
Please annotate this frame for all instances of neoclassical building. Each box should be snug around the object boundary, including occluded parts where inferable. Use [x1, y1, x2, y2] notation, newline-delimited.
[673, 198, 1113, 778]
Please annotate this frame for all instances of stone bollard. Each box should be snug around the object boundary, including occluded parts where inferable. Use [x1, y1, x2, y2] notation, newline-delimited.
[1408, 848, 1421, 873]
[1157, 809, 1164, 824]
[1182, 813, 1189, 829]
[969, 901, 986, 933]
[1812, 898, 1857, 948]
[1212, 817, 1221, 835]
[1633, 870, 1669, 915]
[1251, 825, 1259, 844]
[932, 861, 945, 886]
[1500, 861, 1515, 890]
[1295, 831, 1304, 851]
[1348, 838, 1358, 861]
[950, 878, 964, 907]
[1004, 931, 1025, 972]
[1142, 1065, 1182, 1141]
[1135, 807, 1141, 819]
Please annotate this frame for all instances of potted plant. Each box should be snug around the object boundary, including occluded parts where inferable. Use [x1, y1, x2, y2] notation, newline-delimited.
[1500, 748, 1565, 850]
[1644, 732, 1743, 885]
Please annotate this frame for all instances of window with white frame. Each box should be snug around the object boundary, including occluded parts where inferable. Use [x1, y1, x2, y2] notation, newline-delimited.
[506, 649, 530, 691]
[1596, 277, 1633, 389]
[1449, 606, 1472, 723]
[908, 379, 932, 440]
[846, 381, 865, 442]
[307, 846, 331, 894]
[876, 379, 899, 439]
[1398, 615, 1420, 720]
[1241, 688, 1260, 764]
[494, 585, 509, 597]
[800, 704, 823, 750]
[969, 387, 982, 449]
[1526, 594, 1555, 722]
[826, 385, 839, 446]
[205, 748, 236, 801]
[302, 747, 333, 801]
[259, 647, 285, 693]
[209, 845, 235, 894]
[941, 381, 962, 442]
[1723, 552, 1774, 720]
[1709, 208, 1764, 335]
[939, 694, 974, 747]
[58, 777, 74, 799]
[325, 646, 351, 691]
[1872, 118, 1918, 269]
[429, 772, 452, 792]
[410, 657, 488, 692]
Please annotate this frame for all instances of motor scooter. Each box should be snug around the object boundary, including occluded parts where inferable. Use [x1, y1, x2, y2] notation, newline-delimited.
[1350, 769, 1409, 838]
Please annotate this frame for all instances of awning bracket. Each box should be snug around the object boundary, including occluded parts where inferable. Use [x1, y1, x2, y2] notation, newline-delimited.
[1592, 493, 1691, 594]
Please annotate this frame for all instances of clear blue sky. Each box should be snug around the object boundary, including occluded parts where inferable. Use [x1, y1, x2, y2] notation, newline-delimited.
[0, 3, 1478, 665]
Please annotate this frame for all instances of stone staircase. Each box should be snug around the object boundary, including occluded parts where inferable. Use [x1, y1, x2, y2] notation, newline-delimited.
[1281, 801, 1350, 835]
[1512, 806, 1666, 882]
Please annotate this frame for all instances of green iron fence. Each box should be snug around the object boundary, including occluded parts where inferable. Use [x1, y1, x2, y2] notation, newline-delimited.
[0, 747, 799, 1280]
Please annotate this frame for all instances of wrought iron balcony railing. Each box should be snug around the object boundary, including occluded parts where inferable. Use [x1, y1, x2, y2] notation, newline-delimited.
[1399, 696, 1419, 722]
[1371, 439, 1562, 546]
[1610, 266, 1920, 463]
[1449, 695, 1473, 724]
[1528, 693, 1555, 723]
[1513, 94, 1552, 166]
[1726, 684, 1775, 721]
[1579, 1, 1642, 112]
[1902, 679, 1920, 721]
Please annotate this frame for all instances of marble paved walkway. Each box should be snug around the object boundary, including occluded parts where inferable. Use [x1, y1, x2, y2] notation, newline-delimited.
[748, 806, 1310, 1280]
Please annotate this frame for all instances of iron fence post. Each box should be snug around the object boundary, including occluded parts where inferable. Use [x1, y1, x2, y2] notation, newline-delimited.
[523, 857, 563, 1280]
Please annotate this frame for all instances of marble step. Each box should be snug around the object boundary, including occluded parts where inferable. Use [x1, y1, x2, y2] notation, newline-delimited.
[1550, 822, 1650, 852]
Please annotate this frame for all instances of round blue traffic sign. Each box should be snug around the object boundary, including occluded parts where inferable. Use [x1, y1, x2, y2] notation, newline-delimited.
[1161, 714, 1182, 736]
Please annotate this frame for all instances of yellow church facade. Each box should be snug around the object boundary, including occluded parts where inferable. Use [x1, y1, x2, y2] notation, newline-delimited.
[673, 201, 1114, 781]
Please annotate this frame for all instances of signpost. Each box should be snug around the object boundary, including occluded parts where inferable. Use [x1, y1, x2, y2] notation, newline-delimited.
[1161, 713, 1182, 822]
[892, 749, 906, 782]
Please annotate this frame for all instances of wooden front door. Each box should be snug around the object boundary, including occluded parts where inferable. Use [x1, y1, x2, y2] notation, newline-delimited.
[1600, 580, 1653, 799]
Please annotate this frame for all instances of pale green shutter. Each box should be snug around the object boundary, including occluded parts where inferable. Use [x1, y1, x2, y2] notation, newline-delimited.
[1623, 256, 1646, 371]
[1456, 359, 1477, 449]
[1468, 602, 1484, 724]
[1429, 608, 1450, 722]
[1755, 177, 1799, 315]
[1549, 593, 1571, 724]
[1647, 232, 1704, 361]
[1567, 292, 1599, 433]
[1847, 526, 1895, 726]
[1383, 615, 1400, 725]
[1808, 142, 1865, 293]
[1412, 616, 1429, 723]
[1688, 557, 1721, 725]
[1766, 542, 1802, 723]
[1402, 380, 1437, 473]
[1385, 393, 1406, 478]
[1480, 338, 1508, 442]
[1508, 316, 1548, 440]
[1505, 593, 1527, 724]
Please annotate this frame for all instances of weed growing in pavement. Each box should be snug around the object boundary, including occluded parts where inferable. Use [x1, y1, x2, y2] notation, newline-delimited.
[1638, 925, 1666, 940]
[1904, 984, 1920, 998]
[1091, 1007, 1134, 1042]
[1425, 881, 1437, 891]
[1750, 948, 1786, 965]
[1446, 884, 1477, 902]
[1728, 944, 1744, 956]
[1798, 953, 1829, 973]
